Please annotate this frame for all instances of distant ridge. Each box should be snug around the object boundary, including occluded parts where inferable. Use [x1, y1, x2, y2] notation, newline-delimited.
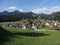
[0, 10, 60, 22]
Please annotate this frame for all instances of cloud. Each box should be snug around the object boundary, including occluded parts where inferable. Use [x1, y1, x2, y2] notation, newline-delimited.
[48, 6, 60, 14]
[31, 7, 47, 14]
[8, 6, 17, 10]
[6, 6, 23, 12]
[31, 6, 60, 14]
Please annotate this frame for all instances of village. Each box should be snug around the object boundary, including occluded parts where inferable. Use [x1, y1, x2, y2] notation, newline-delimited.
[1, 19, 60, 30]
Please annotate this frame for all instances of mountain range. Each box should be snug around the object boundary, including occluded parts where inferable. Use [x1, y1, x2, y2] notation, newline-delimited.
[0, 10, 37, 22]
[0, 10, 60, 22]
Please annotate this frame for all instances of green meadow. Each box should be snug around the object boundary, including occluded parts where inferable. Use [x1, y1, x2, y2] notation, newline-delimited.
[0, 27, 60, 45]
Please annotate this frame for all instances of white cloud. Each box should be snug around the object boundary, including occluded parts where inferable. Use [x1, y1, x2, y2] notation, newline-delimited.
[8, 6, 17, 10]
[31, 7, 47, 14]
[6, 6, 23, 12]
[31, 6, 60, 14]
[18, 9, 23, 12]
[48, 6, 60, 14]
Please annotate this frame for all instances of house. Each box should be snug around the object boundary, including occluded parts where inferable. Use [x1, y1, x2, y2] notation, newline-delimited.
[45, 22, 50, 26]
[22, 24, 26, 29]
[56, 22, 60, 27]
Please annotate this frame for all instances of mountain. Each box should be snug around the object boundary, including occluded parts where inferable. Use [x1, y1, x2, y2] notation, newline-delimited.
[46, 12, 60, 21]
[0, 10, 60, 22]
[0, 10, 37, 22]
[10, 10, 23, 14]
[37, 12, 60, 21]
[0, 11, 10, 15]
[37, 13, 49, 19]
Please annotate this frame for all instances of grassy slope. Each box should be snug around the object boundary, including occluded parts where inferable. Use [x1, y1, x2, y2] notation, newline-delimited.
[2, 28, 60, 45]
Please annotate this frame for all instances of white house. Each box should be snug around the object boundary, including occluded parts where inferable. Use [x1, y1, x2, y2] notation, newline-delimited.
[45, 22, 50, 26]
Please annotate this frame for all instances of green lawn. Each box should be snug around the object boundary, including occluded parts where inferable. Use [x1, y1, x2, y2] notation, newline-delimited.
[1, 27, 60, 45]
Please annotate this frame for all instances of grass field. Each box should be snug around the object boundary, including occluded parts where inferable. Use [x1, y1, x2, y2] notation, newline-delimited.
[0, 27, 60, 45]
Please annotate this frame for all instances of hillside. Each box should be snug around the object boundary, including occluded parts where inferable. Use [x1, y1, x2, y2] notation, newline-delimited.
[46, 12, 60, 21]
[0, 10, 60, 22]
[0, 10, 37, 22]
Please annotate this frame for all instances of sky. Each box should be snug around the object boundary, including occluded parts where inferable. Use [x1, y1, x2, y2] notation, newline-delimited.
[0, 0, 60, 14]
